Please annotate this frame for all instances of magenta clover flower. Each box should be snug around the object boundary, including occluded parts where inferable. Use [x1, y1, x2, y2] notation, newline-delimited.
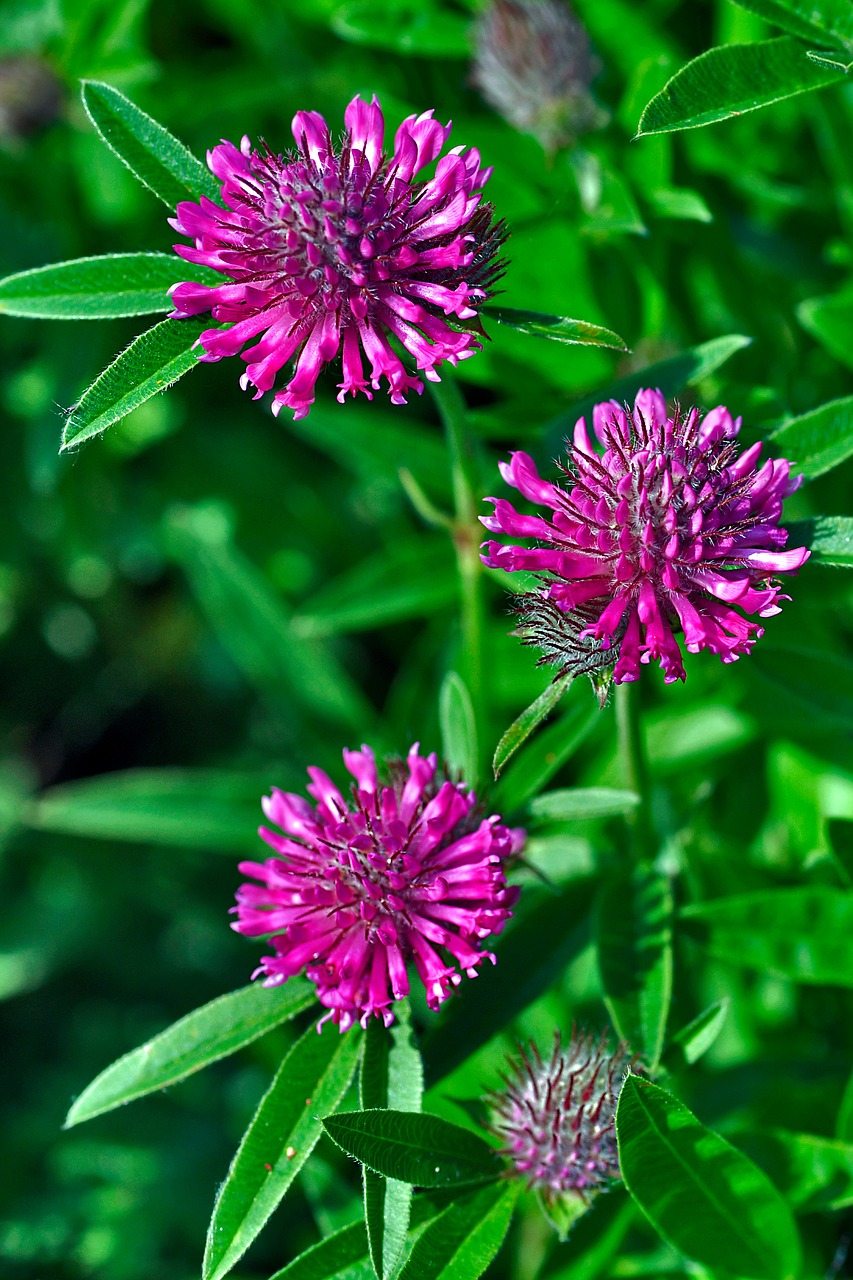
[169, 95, 506, 421]
[232, 744, 524, 1032]
[481, 387, 809, 685]
[491, 1028, 633, 1201]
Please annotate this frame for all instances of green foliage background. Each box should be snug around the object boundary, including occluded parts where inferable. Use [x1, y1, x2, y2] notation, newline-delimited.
[2, 0, 853, 1276]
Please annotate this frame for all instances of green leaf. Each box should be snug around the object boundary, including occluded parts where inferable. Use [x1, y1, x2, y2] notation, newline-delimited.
[617, 1076, 801, 1280]
[681, 886, 853, 985]
[636, 37, 846, 137]
[797, 293, 853, 370]
[596, 867, 672, 1072]
[482, 307, 628, 352]
[828, 818, 853, 885]
[530, 788, 640, 823]
[752, 644, 853, 726]
[787, 515, 853, 567]
[81, 79, 220, 207]
[439, 672, 478, 789]
[837, 1068, 853, 1141]
[25, 768, 262, 851]
[660, 999, 729, 1072]
[492, 694, 600, 813]
[322, 1110, 498, 1188]
[732, 0, 853, 44]
[360, 1007, 423, 1280]
[64, 980, 316, 1127]
[61, 317, 211, 450]
[330, 0, 470, 56]
[0, 253, 205, 319]
[203, 1020, 363, 1280]
[267, 1220, 373, 1280]
[542, 1195, 635, 1280]
[545, 335, 751, 451]
[742, 1129, 853, 1212]
[769, 394, 853, 479]
[645, 186, 713, 222]
[396, 1180, 519, 1280]
[165, 508, 375, 732]
[807, 47, 853, 69]
[492, 675, 572, 780]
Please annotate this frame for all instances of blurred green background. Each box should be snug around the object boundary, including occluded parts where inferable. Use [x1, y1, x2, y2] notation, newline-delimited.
[2, 0, 853, 1275]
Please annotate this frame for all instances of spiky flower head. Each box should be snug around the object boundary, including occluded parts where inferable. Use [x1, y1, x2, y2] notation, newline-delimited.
[169, 95, 506, 421]
[491, 1029, 632, 1204]
[232, 744, 524, 1032]
[472, 0, 606, 154]
[481, 388, 809, 685]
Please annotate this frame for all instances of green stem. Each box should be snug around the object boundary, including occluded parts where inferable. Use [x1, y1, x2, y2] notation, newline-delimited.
[615, 681, 654, 861]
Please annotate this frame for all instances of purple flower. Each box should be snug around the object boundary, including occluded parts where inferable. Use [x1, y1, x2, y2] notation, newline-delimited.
[491, 1028, 632, 1200]
[169, 95, 506, 421]
[232, 744, 524, 1032]
[481, 388, 809, 685]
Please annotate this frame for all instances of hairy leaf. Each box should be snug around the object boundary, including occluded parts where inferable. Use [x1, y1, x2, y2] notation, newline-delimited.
[322, 1110, 498, 1187]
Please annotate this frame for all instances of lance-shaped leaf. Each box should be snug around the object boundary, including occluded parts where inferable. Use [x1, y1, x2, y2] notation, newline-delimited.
[660, 999, 729, 1073]
[531, 788, 639, 823]
[768, 394, 853, 479]
[396, 1180, 519, 1280]
[596, 867, 672, 1072]
[360, 1007, 424, 1280]
[322, 1110, 498, 1188]
[493, 694, 600, 814]
[0, 253, 211, 319]
[787, 516, 853, 568]
[439, 672, 478, 789]
[492, 674, 572, 780]
[637, 37, 846, 137]
[617, 1076, 801, 1280]
[65, 980, 315, 1127]
[482, 306, 628, 351]
[681, 886, 853, 985]
[203, 1020, 363, 1280]
[81, 79, 220, 207]
[61, 317, 212, 450]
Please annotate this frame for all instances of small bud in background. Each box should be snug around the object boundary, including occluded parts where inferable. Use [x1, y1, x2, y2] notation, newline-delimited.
[471, 0, 607, 155]
[0, 57, 62, 146]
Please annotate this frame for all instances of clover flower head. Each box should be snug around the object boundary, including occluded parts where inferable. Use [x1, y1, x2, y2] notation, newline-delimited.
[232, 744, 523, 1031]
[481, 388, 809, 685]
[491, 1028, 632, 1200]
[169, 95, 506, 420]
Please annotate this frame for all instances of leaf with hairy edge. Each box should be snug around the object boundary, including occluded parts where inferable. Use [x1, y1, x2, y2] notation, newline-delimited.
[596, 867, 672, 1073]
[396, 1180, 519, 1280]
[636, 38, 845, 137]
[681, 887, 853, 985]
[787, 516, 853, 567]
[322, 1110, 498, 1187]
[492, 675, 572, 780]
[769, 395, 853, 479]
[660, 999, 729, 1072]
[203, 1020, 363, 1280]
[732, 0, 853, 44]
[65, 980, 315, 1127]
[439, 672, 478, 789]
[26, 768, 264, 852]
[482, 307, 628, 351]
[545, 335, 751, 450]
[493, 695, 600, 814]
[61, 317, 212, 450]
[81, 79, 220, 207]
[0, 253, 215, 319]
[807, 48, 853, 70]
[531, 788, 640, 823]
[360, 1006, 424, 1280]
[617, 1076, 801, 1280]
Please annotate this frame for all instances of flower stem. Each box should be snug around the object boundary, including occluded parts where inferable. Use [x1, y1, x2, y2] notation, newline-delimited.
[429, 375, 486, 764]
[614, 681, 654, 861]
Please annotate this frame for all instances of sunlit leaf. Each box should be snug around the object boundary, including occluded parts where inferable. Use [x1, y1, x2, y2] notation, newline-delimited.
[322, 1109, 498, 1187]
[492, 694, 600, 814]
[396, 1180, 519, 1280]
[492, 675, 572, 780]
[660, 999, 729, 1072]
[787, 515, 853, 567]
[530, 788, 640, 822]
[0, 253, 211, 319]
[769, 394, 853, 478]
[482, 307, 628, 351]
[732, 0, 853, 43]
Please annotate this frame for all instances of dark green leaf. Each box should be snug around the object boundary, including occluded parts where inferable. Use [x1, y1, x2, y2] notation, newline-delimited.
[596, 867, 672, 1071]
[492, 675, 572, 780]
[322, 1111, 498, 1188]
[530, 788, 640, 823]
[787, 516, 853, 567]
[661, 999, 729, 1072]
[837, 1069, 853, 1142]
[828, 818, 853, 885]
[637, 38, 845, 137]
[203, 1021, 363, 1280]
[0, 253, 207, 319]
[81, 79, 220, 207]
[267, 1220, 373, 1280]
[439, 672, 478, 789]
[681, 886, 853, 985]
[732, 0, 853, 44]
[61, 317, 211, 450]
[26, 768, 262, 851]
[769, 394, 853, 479]
[492, 694, 600, 813]
[797, 293, 853, 370]
[742, 1129, 853, 1211]
[807, 48, 853, 69]
[482, 307, 628, 352]
[617, 1076, 801, 1280]
[752, 644, 853, 726]
[330, 0, 470, 56]
[396, 1180, 519, 1280]
[65, 980, 316, 1127]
